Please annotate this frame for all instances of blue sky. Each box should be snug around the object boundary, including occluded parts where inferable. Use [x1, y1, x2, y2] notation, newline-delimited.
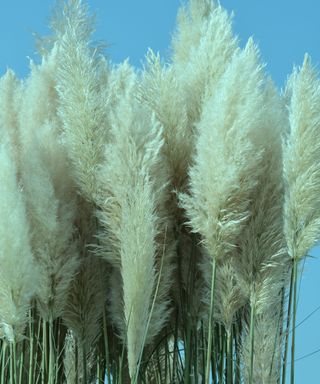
[1, 1, 320, 382]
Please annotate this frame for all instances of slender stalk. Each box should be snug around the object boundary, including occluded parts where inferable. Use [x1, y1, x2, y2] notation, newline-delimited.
[9, 345, 13, 384]
[103, 307, 110, 384]
[194, 327, 198, 384]
[82, 342, 88, 384]
[1, 341, 7, 384]
[172, 310, 179, 383]
[164, 337, 169, 383]
[199, 321, 206, 383]
[29, 309, 35, 384]
[96, 353, 100, 383]
[9, 341, 16, 384]
[226, 329, 233, 384]
[218, 326, 225, 383]
[234, 320, 241, 384]
[118, 347, 124, 384]
[75, 340, 78, 384]
[248, 299, 256, 384]
[205, 256, 217, 384]
[291, 260, 298, 384]
[48, 319, 55, 384]
[282, 265, 294, 384]
[184, 316, 192, 384]
[211, 324, 218, 384]
[34, 314, 42, 384]
[55, 318, 61, 384]
[42, 319, 48, 384]
[18, 340, 25, 384]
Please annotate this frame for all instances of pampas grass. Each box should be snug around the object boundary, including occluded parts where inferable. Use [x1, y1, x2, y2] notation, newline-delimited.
[0, 0, 319, 383]
[96, 78, 175, 379]
[0, 134, 39, 343]
[282, 55, 320, 384]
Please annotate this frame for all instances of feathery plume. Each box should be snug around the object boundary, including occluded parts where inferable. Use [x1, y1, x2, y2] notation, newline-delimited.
[0, 70, 23, 167]
[63, 330, 77, 384]
[213, 261, 246, 332]
[283, 55, 320, 261]
[96, 79, 175, 377]
[56, 0, 109, 202]
[282, 54, 320, 383]
[139, 51, 190, 191]
[171, 0, 238, 122]
[140, 1, 238, 192]
[241, 305, 283, 384]
[179, 40, 266, 267]
[18, 47, 79, 321]
[230, 71, 288, 384]
[0, 135, 39, 342]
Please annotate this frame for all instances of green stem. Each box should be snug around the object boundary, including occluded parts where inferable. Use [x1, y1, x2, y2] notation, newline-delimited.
[34, 314, 42, 384]
[282, 265, 294, 384]
[172, 311, 179, 383]
[205, 257, 217, 384]
[18, 340, 25, 384]
[118, 354, 123, 384]
[184, 317, 192, 384]
[9, 341, 16, 384]
[291, 260, 298, 384]
[249, 298, 256, 384]
[75, 340, 78, 384]
[226, 329, 233, 384]
[29, 309, 34, 384]
[96, 353, 100, 383]
[103, 307, 110, 384]
[1, 341, 7, 384]
[42, 319, 48, 384]
[218, 326, 225, 383]
[48, 319, 55, 384]
[82, 342, 88, 384]
[55, 319, 61, 384]
[234, 319, 241, 384]
[194, 327, 198, 384]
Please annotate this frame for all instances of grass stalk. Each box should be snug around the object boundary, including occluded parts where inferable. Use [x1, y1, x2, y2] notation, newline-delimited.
[248, 299, 256, 384]
[48, 319, 55, 384]
[18, 340, 25, 384]
[34, 313, 42, 384]
[82, 342, 88, 384]
[9, 341, 16, 384]
[1, 341, 7, 384]
[234, 328, 239, 384]
[41, 319, 48, 384]
[172, 311, 179, 383]
[55, 319, 62, 384]
[75, 339, 79, 384]
[103, 307, 110, 384]
[205, 256, 217, 384]
[218, 326, 225, 383]
[29, 309, 35, 384]
[194, 327, 199, 384]
[226, 329, 233, 384]
[290, 260, 298, 384]
[282, 264, 294, 384]
[184, 317, 192, 384]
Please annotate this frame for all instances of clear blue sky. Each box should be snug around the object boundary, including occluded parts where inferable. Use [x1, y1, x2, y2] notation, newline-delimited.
[1, 1, 320, 382]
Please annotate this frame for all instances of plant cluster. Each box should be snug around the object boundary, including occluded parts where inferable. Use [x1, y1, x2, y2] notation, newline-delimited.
[0, 0, 320, 383]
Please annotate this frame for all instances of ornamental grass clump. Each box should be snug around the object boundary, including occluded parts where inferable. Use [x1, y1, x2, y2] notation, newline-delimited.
[0, 1, 319, 383]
